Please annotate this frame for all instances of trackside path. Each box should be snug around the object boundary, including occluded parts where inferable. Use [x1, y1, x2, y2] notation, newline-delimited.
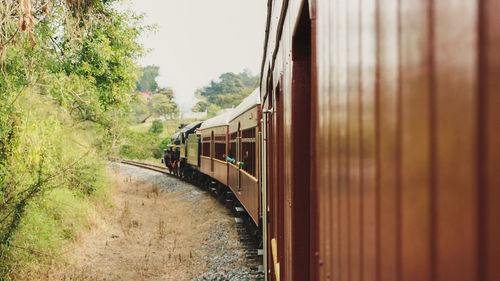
[48, 163, 261, 281]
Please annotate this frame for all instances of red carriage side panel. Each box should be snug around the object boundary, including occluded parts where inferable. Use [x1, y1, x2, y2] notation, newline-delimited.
[239, 171, 260, 224]
[228, 163, 238, 192]
[483, 2, 500, 280]
[261, 0, 500, 280]
[212, 159, 227, 186]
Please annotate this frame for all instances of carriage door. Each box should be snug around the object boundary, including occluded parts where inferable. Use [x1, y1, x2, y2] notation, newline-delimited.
[211, 131, 214, 172]
[289, 3, 312, 279]
[237, 122, 241, 190]
[265, 85, 274, 281]
[276, 79, 285, 280]
[267, 76, 285, 281]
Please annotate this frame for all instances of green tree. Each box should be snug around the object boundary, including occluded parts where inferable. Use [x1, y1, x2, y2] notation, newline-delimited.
[149, 94, 179, 118]
[194, 70, 259, 111]
[239, 68, 260, 88]
[201, 72, 245, 104]
[149, 120, 164, 135]
[207, 104, 222, 118]
[192, 101, 208, 112]
[158, 88, 174, 99]
[136, 65, 159, 92]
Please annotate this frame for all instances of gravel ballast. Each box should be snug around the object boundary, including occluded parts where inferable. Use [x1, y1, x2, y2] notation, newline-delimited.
[111, 163, 263, 281]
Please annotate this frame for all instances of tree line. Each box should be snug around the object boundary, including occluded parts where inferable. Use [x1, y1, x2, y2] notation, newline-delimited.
[132, 65, 179, 122]
[192, 70, 259, 117]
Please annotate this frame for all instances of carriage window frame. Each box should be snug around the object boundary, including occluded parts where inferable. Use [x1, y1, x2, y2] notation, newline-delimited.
[229, 132, 237, 160]
[201, 136, 211, 157]
[214, 134, 226, 161]
[240, 127, 257, 177]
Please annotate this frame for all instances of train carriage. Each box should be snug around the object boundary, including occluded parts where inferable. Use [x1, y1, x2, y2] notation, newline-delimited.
[228, 89, 261, 226]
[199, 111, 232, 186]
[159, 2, 500, 279]
[260, 0, 500, 281]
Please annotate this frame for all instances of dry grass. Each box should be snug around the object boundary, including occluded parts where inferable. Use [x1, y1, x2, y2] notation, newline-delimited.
[36, 172, 234, 281]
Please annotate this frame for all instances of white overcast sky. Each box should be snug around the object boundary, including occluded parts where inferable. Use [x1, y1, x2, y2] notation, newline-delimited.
[123, 0, 267, 112]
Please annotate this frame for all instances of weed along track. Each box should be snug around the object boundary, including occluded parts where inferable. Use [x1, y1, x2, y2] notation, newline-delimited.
[67, 161, 263, 281]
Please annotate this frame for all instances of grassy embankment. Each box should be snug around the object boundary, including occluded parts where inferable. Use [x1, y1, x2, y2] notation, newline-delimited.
[1, 93, 199, 279]
[0, 94, 112, 280]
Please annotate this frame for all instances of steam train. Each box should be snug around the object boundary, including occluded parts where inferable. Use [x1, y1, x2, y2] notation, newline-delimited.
[163, 89, 262, 229]
[163, 0, 500, 280]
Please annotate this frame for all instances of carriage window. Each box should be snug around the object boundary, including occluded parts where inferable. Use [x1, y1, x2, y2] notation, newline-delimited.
[214, 135, 226, 161]
[229, 132, 237, 160]
[202, 136, 210, 157]
[241, 128, 256, 177]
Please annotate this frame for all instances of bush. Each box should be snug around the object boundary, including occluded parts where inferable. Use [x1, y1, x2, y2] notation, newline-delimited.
[159, 137, 171, 152]
[148, 120, 164, 135]
[2, 187, 106, 280]
[0, 95, 112, 279]
[119, 130, 162, 160]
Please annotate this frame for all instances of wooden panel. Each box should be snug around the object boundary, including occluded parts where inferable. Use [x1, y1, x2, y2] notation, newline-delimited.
[359, 0, 377, 280]
[314, 0, 330, 279]
[399, 1, 432, 281]
[266, 107, 276, 281]
[274, 76, 285, 280]
[200, 156, 212, 177]
[260, 1, 500, 281]
[309, 4, 319, 280]
[434, 1, 478, 280]
[238, 171, 260, 225]
[289, 3, 312, 279]
[228, 164, 238, 192]
[336, 0, 349, 279]
[330, 1, 339, 279]
[282, 26, 292, 281]
[212, 159, 228, 186]
[484, 2, 500, 281]
[377, 0, 400, 280]
[346, 0, 361, 280]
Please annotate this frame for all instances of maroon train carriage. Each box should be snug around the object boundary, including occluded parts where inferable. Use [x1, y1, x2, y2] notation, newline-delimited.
[199, 110, 232, 186]
[260, 0, 500, 281]
[175, 90, 263, 230]
[227, 88, 262, 226]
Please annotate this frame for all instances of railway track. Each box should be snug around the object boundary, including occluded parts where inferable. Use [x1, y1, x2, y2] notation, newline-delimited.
[110, 158, 264, 278]
[111, 158, 170, 174]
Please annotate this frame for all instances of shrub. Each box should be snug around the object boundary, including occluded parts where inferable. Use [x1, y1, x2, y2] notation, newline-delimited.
[149, 120, 164, 135]
[159, 137, 171, 152]
[0, 95, 112, 279]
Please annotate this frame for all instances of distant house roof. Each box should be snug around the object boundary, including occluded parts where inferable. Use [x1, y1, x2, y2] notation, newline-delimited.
[138, 92, 153, 99]
[140, 114, 152, 123]
[140, 113, 160, 123]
